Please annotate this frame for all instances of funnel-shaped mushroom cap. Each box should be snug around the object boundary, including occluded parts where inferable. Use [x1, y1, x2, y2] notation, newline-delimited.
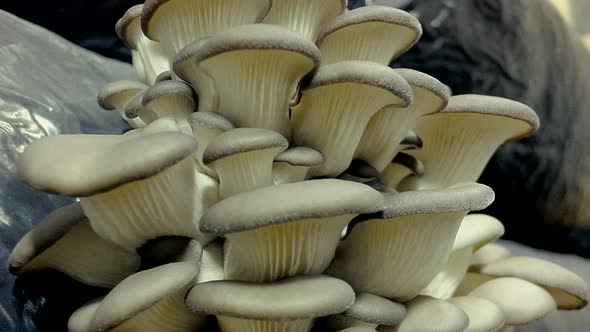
[324, 292, 406, 329]
[399, 95, 540, 190]
[193, 24, 321, 138]
[381, 153, 424, 189]
[186, 275, 355, 331]
[8, 203, 140, 287]
[188, 111, 235, 178]
[91, 262, 205, 331]
[449, 296, 505, 332]
[317, 6, 421, 65]
[203, 128, 288, 199]
[115, 4, 168, 84]
[125, 91, 158, 124]
[454, 273, 495, 297]
[453, 214, 505, 252]
[68, 297, 103, 332]
[355, 69, 449, 172]
[379, 296, 468, 332]
[468, 277, 556, 325]
[97, 80, 148, 111]
[470, 243, 511, 269]
[141, 0, 272, 55]
[261, 0, 346, 41]
[273, 146, 325, 184]
[480, 256, 590, 310]
[141, 80, 196, 120]
[201, 179, 384, 282]
[327, 183, 494, 301]
[293, 61, 412, 177]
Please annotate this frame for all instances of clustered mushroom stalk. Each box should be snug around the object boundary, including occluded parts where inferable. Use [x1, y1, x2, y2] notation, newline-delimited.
[8, 1, 590, 332]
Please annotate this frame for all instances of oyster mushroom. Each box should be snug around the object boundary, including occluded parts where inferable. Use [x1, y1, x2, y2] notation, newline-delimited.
[327, 183, 494, 301]
[398, 130, 423, 151]
[381, 152, 424, 189]
[448, 296, 505, 332]
[398, 95, 540, 190]
[192, 24, 321, 138]
[18, 132, 212, 251]
[292, 61, 412, 177]
[272, 147, 325, 184]
[115, 4, 168, 85]
[470, 243, 512, 269]
[141, 80, 196, 120]
[322, 292, 406, 330]
[97, 80, 148, 128]
[68, 297, 104, 332]
[317, 6, 422, 65]
[186, 275, 355, 332]
[124, 92, 156, 124]
[8, 203, 139, 288]
[261, 0, 345, 41]
[203, 128, 289, 199]
[200, 179, 384, 282]
[155, 70, 172, 83]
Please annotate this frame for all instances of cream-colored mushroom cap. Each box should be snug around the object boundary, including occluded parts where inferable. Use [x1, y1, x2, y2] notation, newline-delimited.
[449, 296, 505, 332]
[115, 5, 143, 49]
[470, 243, 512, 269]
[341, 292, 406, 326]
[468, 277, 556, 325]
[97, 80, 148, 110]
[188, 112, 235, 132]
[453, 214, 505, 252]
[68, 297, 104, 332]
[394, 69, 450, 116]
[141, 80, 196, 119]
[480, 256, 590, 310]
[18, 132, 197, 197]
[186, 275, 355, 320]
[275, 147, 325, 168]
[379, 296, 468, 332]
[317, 6, 422, 64]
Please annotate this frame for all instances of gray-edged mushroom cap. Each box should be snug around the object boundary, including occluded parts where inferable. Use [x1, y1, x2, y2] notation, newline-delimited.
[394, 69, 450, 116]
[141, 80, 196, 107]
[200, 179, 385, 234]
[274, 147, 325, 167]
[97, 80, 148, 110]
[203, 128, 289, 165]
[188, 112, 235, 132]
[18, 132, 198, 196]
[186, 275, 355, 320]
[115, 4, 143, 49]
[341, 292, 406, 326]
[155, 70, 173, 82]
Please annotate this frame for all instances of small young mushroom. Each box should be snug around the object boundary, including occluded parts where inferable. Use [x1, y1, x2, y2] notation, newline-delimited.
[321, 292, 406, 330]
[203, 128, 289, 199]
[398, 94, 540, 190]
[355, 69, 449, 172]
[292, 61, 412, 177]
[261, 0, 345, 41]
[448, 296, 505, 332]
[326, 183, 494, 301]
[200, 179, 384, 282]
[141, 0, 272, 56]
[97, 80, 148, 128]
[140, 80, 196, 120]
[378, 295, 469, 332]
[187, 111, 235, 179]
[317, 6, 422, 65]
[18, 132, 211, 251]
[8, 203, 140, 288]
[272, 146, 325, 184]
[185, 275, 355, 332]
[380, 152, 424, 189]
[115, 4, 169, 85]
[470, 243, 512, 270]
[125, 91, 157, 124]
[191, 24, 321, 138]
[67, 297, 104, 332]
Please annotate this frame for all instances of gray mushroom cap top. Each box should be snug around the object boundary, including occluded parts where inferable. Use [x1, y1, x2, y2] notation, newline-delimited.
[394, 68, 450, 115]
[97, 80, 148, 110]
[8, 203, 85, 274]
[203, 128, 288, 164]
[187, 24, 321, 65]
[188, 112, 235, 131]
[442, 94, 541, 139]
[124, 92, 146, 118]
[342, 292, 406, 325]
[392, 152, 424, 177]
[185, 275, 355, 320]
[400, 131, 423, 149]
[92, 261, 199, 331]
[171, 38, 209, 70]
[115, 4, 143, 49]
[274, 147, 325, 167]
[304, 61, 413, 107]
[18, 132, 198, 197]
[155, 70, 173, 83]
[200, 179, 385, 234]
[141, 80, 196, 106]
[317, 5, 422, 48]
[382, 182, 495, 219]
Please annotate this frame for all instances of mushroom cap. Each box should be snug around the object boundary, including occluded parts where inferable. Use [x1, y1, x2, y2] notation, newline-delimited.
[274, 147, 325, 167]
[442, 95, 540, 139]
[480, 256, 590, 310]
[203, 128, 289, 165]
[345, 159, 381, 179]
[185, 275, 355, 320]
[8, 203, 85, 274]
[317, 5, 422, 55]
[470, 243, 511, 268]
[391, 152, 424, 177]
[188, 24, 321, 65]
[304, 61, 413, 107]
[171, 38, 209, 71]
[200, 179, 384, 234]
[399, 131, 423, 149]
[97, 80, 148, 110]
[114, 4, 143, 49]
[18, 132, 198, 196]
[394, 69, 450, 115]
[155, 70, 172, 82]
[124, 92, 147, 119]
[92, 261, 199, 331]
[452, 214, 505, 251]
[341, 292, 406, 325]
[188, 112, 235, 132]
[469, 277, 556, 325]
[68, 297, 104, 332]
[449, 296, 505, 332]
[141, 80, 196, 107]
[382, 183, 495, 219]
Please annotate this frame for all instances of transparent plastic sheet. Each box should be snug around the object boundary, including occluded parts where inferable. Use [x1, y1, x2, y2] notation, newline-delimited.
[0, 9, 133, 332]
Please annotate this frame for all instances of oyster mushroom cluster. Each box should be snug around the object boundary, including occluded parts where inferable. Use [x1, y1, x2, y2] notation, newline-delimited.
[8, 1, 590, 332]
